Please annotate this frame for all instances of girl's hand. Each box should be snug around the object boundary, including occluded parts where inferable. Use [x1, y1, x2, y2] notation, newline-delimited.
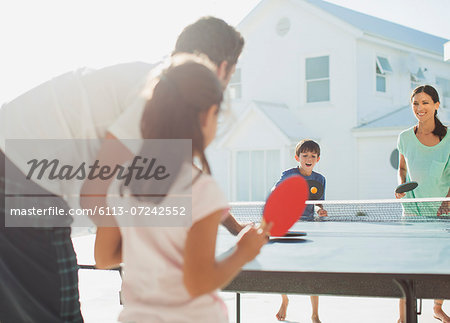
[236, 223, 272, 263]
[395, 192, 406, 199]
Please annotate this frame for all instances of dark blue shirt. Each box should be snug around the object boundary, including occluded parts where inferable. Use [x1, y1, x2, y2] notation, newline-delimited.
[274, 167, 326, 221]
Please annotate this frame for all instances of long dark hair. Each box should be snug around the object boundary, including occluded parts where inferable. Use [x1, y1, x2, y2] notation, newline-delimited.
[411, 85, 447, 140]
[130, 60, 223, 201]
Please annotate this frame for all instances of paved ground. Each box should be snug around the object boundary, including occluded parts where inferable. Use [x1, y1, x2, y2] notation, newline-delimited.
[78, 268, 448, 323]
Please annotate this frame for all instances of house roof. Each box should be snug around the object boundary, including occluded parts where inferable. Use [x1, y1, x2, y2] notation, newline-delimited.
[355, 105, 416, 129]
[304, 0, 448, 55]
[253, 101, 310, 140]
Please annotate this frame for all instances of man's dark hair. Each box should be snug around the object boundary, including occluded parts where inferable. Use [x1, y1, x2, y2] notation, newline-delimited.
[173, 16, 244, 71]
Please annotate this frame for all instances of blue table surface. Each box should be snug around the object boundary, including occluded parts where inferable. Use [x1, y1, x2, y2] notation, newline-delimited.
[73, 220, 450, 276]
[216, 221, 450, 276]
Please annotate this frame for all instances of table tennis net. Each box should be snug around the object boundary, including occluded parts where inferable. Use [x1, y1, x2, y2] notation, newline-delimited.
[229, 198, 450, 223]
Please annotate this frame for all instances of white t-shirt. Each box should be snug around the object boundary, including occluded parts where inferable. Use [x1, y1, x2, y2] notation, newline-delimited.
[0, 62, 154, 205]
[109, 165, 230, 323]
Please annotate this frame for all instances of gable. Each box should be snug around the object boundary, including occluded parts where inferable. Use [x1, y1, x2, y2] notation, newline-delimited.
[221, 105, 292, 149]
[238, 0, 448, 56]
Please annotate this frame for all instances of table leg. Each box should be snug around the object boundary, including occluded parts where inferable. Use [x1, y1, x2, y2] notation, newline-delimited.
[236, 292, 240, 323]
[394, 279, 417, 323]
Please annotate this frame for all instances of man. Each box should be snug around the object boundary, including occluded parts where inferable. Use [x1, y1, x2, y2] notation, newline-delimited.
[0, 16, 245, 322]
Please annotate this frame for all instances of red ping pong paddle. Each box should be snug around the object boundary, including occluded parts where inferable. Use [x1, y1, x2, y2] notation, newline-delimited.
[395, 181, 418, 194]
[262, 176, 308, 237]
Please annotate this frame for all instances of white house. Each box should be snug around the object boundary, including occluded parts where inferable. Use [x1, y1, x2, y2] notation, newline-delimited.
[208, 0, 450, 201]
[445, 41, 450, 61]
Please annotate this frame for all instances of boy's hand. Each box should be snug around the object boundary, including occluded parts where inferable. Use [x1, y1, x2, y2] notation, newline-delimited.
[317, 208, 327, 217]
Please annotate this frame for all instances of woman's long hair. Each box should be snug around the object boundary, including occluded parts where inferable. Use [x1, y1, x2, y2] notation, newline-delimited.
[130, 59, 223, 202]
[411, 85, 447, 140]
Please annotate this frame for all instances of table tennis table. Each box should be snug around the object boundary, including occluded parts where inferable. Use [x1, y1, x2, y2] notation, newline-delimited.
[219, 205, 450, 323]
[74, 199, 450, 323]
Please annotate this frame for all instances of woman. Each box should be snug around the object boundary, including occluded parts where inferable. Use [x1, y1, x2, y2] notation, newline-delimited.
[395, 85, 449, 323]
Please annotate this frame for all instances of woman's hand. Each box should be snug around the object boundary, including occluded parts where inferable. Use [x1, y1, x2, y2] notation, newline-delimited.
[395, 192, 406, 199]
[437, 200, 449, 216]
[396, 154, 407, 200]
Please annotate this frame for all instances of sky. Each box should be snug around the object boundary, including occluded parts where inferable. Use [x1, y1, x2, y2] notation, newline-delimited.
[1, 0, 449, 104]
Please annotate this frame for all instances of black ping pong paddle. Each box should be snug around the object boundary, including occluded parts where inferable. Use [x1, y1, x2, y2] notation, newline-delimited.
[283, 230, 307, 237]
[395, 181, 418, 194]
[307, 179, 324, 200]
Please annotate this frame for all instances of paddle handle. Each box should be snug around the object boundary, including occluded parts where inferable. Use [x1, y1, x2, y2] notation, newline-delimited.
[260, 218, 269, 231]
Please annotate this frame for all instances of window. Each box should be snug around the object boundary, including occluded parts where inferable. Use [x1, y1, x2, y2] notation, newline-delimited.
[376, 56, 393, 73]
[436, 77, 450, 108]
[236, 150, 281, 201]
[436, 77, 450, 98]
[306, 56, 329, 103]
[410, 68, 425, 89]
[228, 68, 241, 99]
[375, 56, 392, 93]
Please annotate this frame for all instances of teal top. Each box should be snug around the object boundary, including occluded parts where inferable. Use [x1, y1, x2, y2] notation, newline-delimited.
[397, 126, 450, 216]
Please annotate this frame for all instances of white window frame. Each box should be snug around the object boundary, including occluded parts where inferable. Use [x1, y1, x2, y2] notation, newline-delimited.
[410, 68, 425, 90]
[234, 149, 281, 201]
[305, 55, 330, 103]
[375, 55, 392, 93]
[228, 68, 242, 100]
[436, 76, 450, 98]
[436, 76, 450, 108]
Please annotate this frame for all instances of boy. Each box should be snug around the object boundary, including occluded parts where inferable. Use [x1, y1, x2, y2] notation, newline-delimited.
[274, 139, 327, 323]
